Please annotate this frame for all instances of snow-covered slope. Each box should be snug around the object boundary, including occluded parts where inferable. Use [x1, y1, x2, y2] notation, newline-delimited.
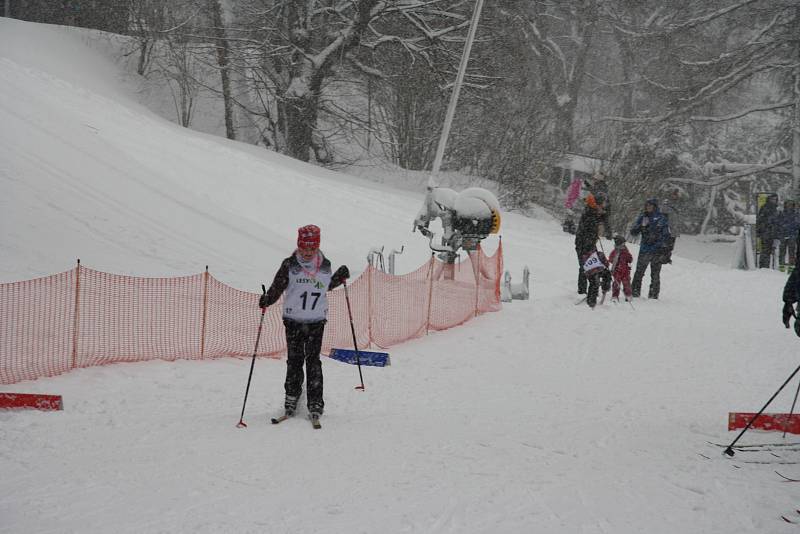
[2, 18, 800, 534]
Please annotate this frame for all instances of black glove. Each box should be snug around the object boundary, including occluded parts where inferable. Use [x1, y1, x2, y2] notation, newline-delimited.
[783, 302, 795, 328]
[335, 265, 350, 280]
[258, 293, 268, 308]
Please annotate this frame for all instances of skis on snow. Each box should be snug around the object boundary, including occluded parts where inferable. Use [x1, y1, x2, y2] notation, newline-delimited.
[271, 413, 292, 424]
[776, 471, 800, 482]
[701, 441, 800, 464]
[271, 412, 322, 429]
[781, 510, 800, 524]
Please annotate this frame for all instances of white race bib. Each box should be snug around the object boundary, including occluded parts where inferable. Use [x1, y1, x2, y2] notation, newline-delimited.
[283, 256, 333, 322]
[582, 251, 606, 274]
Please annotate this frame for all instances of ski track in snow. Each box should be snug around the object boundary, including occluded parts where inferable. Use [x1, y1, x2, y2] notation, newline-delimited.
[2, 17, 800, 534]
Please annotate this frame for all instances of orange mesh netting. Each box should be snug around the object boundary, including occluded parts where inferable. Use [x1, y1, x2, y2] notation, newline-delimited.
[0, 243, 502, 384]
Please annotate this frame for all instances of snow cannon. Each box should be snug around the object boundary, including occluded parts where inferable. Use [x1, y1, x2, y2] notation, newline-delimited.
[413, 186, 501, 254]
[452, 188, 502, 251]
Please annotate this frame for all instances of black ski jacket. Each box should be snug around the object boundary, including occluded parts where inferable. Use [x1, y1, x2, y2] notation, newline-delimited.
[575, 205, 605, 255]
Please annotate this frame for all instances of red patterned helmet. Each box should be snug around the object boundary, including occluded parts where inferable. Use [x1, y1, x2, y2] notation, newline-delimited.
[297, 225, 321, 250]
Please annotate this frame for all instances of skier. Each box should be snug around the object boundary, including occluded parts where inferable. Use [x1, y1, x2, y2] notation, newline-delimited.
[258, 224, 350, 424]
[630, 198, 671, 299]
[574, 192, 611, 308]
[660, 190, 681, 263]
[608, 234, 633, 302]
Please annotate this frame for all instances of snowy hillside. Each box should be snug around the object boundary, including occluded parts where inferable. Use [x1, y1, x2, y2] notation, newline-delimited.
[2, 18, 800, 534]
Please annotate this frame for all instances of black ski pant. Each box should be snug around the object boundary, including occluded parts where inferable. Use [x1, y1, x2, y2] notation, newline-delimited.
[577, 248, 610, 305]
[576, 250, 587, 294]
[586, 269, 611, 307]
[283, 319, 326, 414]
[759, 237, 776, 268]
[631, 251, 664, 298]
[780, 238, 796, 267]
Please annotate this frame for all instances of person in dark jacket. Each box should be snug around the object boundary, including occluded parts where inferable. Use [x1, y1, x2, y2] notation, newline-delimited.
[630, 198, 671, 299]
[259, 224, 349, 421]
[574, 193, 611, 308]
[757, 194, 780, 268]
[782, 235, 800, 335]
[776, 200, 799, 269]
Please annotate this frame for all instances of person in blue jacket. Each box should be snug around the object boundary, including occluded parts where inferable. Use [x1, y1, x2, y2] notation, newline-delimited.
[630, 198, 671, 299]
[776, 200, 800, 269]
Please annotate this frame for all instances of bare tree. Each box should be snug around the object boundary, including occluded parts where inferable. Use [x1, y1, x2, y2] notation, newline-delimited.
[224, 0, 472, 162]
[601, 0, 799, 232]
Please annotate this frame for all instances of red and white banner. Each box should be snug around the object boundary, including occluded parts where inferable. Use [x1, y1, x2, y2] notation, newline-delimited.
[0, 392, 63, 411]
[728, 412, 800, 435]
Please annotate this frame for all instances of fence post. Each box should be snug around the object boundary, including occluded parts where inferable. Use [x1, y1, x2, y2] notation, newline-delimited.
[474, 245, 481, 317]
[425, 253, 435, 335]
[200, 266, 209, 358]
[496, 237, 503, 302]
[367, 264, 373, 348]
[71, 258, 81, 370]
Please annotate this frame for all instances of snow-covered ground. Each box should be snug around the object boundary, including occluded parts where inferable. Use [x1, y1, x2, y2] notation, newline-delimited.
[2, 18, 800, 534]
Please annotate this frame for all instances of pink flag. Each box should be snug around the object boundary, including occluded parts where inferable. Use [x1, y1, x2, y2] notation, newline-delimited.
[564, 178, 582, 209]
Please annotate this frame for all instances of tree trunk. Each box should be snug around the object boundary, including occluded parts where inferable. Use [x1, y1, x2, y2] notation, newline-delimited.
[136, 39, 150, 76]
[208, 0, 235, 140]
[284, 94, 317, 162]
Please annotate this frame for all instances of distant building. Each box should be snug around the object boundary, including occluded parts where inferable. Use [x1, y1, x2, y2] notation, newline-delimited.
[550, 152, 606, 191]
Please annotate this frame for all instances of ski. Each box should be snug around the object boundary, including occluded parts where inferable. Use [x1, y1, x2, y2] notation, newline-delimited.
[736, 459, 799, 465]
[781, 510, 800, 524]
[776, 471, 800, 482]
[310, 414, 321, 429]
[574, 296, 587, 305]
[707, 441, 800, 450]
[271, 413, 293, 425]
[706, 441, 800, 451]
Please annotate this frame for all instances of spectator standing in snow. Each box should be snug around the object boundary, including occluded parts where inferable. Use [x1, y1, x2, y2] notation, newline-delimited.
[259, 224, 350, 421]
[630, 198, 671, 299]
[585, 172, 612, 239]
[776, 200, 800, 269]
[757, 194, 780, 268]
[608, 234, 633, 302]
[574, 192, 611, 307]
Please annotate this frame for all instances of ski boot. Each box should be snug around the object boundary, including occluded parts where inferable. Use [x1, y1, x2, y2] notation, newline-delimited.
[309, 411, 322, 429]
[284, 394, 299, 417]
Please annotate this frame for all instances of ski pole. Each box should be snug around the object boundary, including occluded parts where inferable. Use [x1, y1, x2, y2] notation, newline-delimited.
[724, 361, 800, 456]
[236, 285, 267, 428]
[784, 309, 800, 438]
[342, 280, 365, 391]
[783, 379, 800, 439]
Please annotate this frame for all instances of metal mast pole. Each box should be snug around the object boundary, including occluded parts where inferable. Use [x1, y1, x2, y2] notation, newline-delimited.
[430, 0, 486, 177]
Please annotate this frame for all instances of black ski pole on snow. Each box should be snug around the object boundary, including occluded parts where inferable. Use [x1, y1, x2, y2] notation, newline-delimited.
[724, 361, 800, 456]
[783, 379, 800, 439]
[343, 280, 365, 391]
[236, 285, 267, 428]
[783, 309, 800, 438]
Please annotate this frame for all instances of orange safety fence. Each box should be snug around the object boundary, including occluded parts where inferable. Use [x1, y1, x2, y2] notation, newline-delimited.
[0, 242, 503, 384]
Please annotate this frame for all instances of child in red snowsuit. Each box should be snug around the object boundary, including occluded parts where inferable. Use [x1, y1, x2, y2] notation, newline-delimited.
[609, 234, 633, 302]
